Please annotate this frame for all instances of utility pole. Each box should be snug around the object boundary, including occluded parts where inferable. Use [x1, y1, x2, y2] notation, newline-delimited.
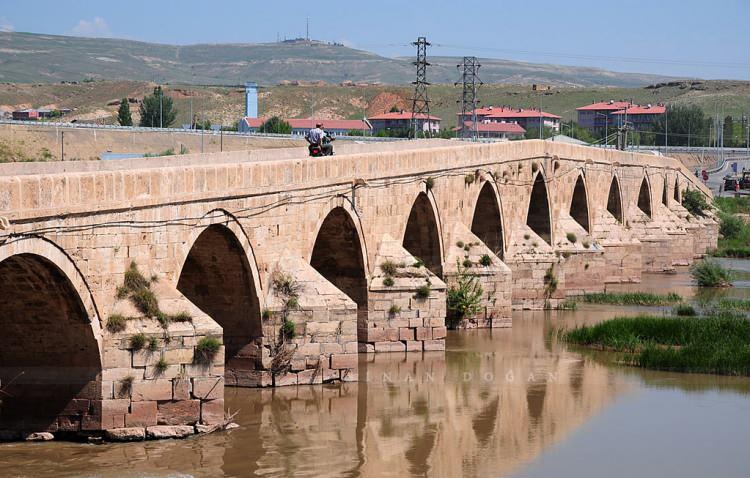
[159, 86, 163, 129]
[456, 56, 481, 141]
[538, 93, 543, 139]
[306, 17, 309, 41]
[60, 131, 64, 161]
[410, 37, 432, 139]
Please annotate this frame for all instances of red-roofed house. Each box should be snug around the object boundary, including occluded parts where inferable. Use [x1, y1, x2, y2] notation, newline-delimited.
[610, 104, 666, 130]
[456, 121, 526, 140]
[368, 111, 441, 136]
[239, 117, 372, 136]
[576, 100, 665, 132]
[458, 106, 560, 133]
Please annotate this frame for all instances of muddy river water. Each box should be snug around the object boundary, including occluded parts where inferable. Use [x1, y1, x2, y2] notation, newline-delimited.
[2, 264, 750, 477]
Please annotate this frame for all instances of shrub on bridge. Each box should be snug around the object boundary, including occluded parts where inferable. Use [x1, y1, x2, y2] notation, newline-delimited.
[682, 189, 709, 216]
[446, 261, 483, 328]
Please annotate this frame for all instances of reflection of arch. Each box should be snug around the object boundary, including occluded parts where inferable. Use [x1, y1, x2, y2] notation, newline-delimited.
[637, 175, 653, 218]
[607, 175, 624, 223]
[570, 174, 590, 233]
[0, 237, 102, 431]
[471, 181, 505, 259]
[177, 209, 264, 368]
[526, 172, 552, 244]
[674, 175, 681, 203]
[311, 206, 369, 338]
[403, 191, 444, 277]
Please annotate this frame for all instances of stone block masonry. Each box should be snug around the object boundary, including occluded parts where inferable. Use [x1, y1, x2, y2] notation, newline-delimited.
[0, 139, 716, 437]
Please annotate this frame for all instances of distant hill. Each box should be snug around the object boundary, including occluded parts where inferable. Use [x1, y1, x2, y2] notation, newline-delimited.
[0, 31, 679, 87]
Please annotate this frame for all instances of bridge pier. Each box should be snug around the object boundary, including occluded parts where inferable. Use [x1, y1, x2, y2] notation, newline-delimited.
[364, 236, 447, 353]
[444, 224, 512, 328]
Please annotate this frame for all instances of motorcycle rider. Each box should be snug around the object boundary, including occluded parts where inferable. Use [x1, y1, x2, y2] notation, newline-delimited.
[306, 123, 333, 156]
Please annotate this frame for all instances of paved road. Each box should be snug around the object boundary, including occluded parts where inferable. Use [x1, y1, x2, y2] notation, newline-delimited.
[704, 157, 750, 196]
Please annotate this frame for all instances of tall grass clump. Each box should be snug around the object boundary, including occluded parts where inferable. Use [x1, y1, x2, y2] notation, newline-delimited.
[690, 259, 734, 287]
[564, 314, 750, 376]
[578, 291, 682, 306]
[672, 303, 697, 317]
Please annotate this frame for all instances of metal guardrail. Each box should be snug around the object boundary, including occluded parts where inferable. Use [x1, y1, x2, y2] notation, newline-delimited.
[0, 119, 407, 142]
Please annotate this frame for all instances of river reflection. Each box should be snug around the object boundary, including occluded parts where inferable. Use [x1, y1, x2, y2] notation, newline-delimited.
[3, 266, 750, 477]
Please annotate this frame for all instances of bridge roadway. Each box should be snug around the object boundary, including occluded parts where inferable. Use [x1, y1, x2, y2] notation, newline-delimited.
[0, 139, 717, 439]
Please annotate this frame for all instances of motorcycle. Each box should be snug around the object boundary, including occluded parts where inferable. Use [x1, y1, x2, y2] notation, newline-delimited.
[306, 133, 335, 157]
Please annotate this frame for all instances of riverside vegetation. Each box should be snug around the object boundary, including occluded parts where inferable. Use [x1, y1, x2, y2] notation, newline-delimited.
[563, 313, 750, 376]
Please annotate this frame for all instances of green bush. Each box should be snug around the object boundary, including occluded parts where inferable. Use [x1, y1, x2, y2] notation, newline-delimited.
[414, 284, 431, 300]
[148, 336, 159, 352]
[690, 259, 734, 287]
[106, 314, 127, 333]
[446, 262, 483, 328]
[281, 319, 296, 340]
[413, 257, 424, 268]
[719, 213, 745, 240]
[129, 333, 147, 350]
[566, 232, 577, 243]
[682, 189, 709, 216]
[154, 357, 169, 375]
[672, 303, 697, 317]
[425, 177, 435, 190]
[388, 304, 402, 316]
[456, 241, 465, 248]
[462, 258, 473, 268]
[383, 276, 395, 287]
[464, 174, 475, 185]
[132, 288, 160, 318]
[479, 254, 492, 267]
[196, 336, 222, 362]
[380, 260, 398, 277]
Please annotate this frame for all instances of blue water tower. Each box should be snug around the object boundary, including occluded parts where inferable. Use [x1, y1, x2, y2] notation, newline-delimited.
[245, 82, 258, 118]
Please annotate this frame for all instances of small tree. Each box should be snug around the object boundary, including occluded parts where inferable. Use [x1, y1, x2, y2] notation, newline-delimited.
[260, 116, 292, 134]
[446, 261, 483, 328]
[117, 98, 132, 126]
[139, 86, 176, 128]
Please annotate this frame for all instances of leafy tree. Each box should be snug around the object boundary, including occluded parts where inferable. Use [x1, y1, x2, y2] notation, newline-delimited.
[652, 105, 708, 147]
[389, 105, 402, 113]
[139, 86, 176, 128]
[117, 98, 132, 126]
[724, 115, 735, 147]
[259, 116, 292, 134]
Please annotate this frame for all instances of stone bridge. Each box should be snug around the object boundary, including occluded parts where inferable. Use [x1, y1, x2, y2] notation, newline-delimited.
[0, 139, 716, 439]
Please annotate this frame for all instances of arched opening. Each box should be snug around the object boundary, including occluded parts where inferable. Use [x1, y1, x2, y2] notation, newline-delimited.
[607, 176, 623, 223]
[662, 177, 668, 207]
[177, 224, 262, 368]
[638, 176, 652, 218]
[311, 207, 369, 331]
[674, 176, 680, 203]
[403, 193, 443, 277]
[570, 175, 590, 233]
[0, 253, 101, 432]
[526, 172, 552, 244]
[471, 183, 504, 259]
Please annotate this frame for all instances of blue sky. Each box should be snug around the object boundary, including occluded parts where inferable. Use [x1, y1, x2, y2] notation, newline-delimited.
[2, 0, 749, 79]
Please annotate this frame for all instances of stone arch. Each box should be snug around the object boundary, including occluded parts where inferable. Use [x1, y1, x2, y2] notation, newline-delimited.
[674, 175, 681, 203]
[607, 175, 624, 223]
[471, 181, 505, 260]
[526, 171, 552, 244]
[662, 175, 669, 207]
[310, 205, 370, 320]
[0, 238, 102, 432]
[570, 173, 590, 233]
[177, 210, 264, 368]
[637, 175, 653, 218]
[403, 191, 444, 277]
